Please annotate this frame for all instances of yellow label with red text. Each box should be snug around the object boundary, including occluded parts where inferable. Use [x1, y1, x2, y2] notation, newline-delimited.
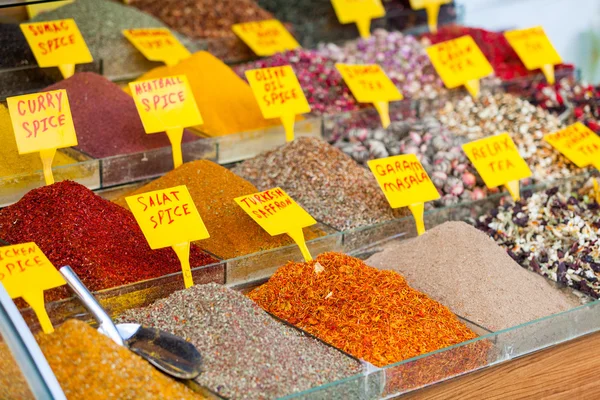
[330, 0, 385, 24]
[126, 186, 209, 250]
[27, 1, 73, 19]
[234, 187, 316, 236]
[7, 90, 77, 154]
[462, 133, 532, 188]
[129, 75, 203, 133]
[336, 64, 403, 103]
[426, 35, 493, 89]
[20, 19, 92, 68]
[123, 28, 191, 65]
[245, 66, 311, 119]
[409, 0, 451, 9]
[544, 122, 600, 168]
[504, 26, 562, 71]
[368, 154, 440, 208]
[232, 19, 300, 57]
[0, 243, 65, 300]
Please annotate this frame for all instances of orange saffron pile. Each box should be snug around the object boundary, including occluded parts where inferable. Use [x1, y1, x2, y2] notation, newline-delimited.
[248, 252, 479, 367]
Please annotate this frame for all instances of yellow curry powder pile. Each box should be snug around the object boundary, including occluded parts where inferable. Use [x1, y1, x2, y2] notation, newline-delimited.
[115, 160, 318, 259]
[125, 51, 278, 136]
[248, 252, 479, 367]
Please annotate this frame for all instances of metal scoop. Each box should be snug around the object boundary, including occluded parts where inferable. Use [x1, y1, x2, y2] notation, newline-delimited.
[59, 266, 202, 380]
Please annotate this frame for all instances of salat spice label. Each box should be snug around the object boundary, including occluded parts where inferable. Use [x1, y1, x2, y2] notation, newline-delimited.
[544, 122, 600, 169]
[336, 63, 403, 128]
[0, 242, 66, 334]
[245, 66, 311, 141]
[123, 28, 191, 66]
[462, 133, 532, 201]
[232, 20, 300, 57]
[409, 0, 451, 34]
[330, 0, 385, 38]
[235, 187, 316, 261]
[504, 26, 562, 84]
[20, 19, 92, 78]
[368, 154, 440, 235]
[426, 35, 493, 98]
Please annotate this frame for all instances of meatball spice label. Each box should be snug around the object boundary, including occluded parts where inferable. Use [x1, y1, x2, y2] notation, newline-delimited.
[425, 35, 493, 98]
[129, 75, 203, 168]
[235, 187, 317, 261]
[336, 63, 403, 128]
[504, 26, 562, 84]
[123, 28, 191, 66]
[330, 0, 385, 39]
[409, 0, 451, 34]
[368, 154, 440, 235]
[462, 133, 532, 201]
[245, 66, 311, 142]
[126, 185, 210, 288]
[232, 19, 300, 57]
[6, 89, 77, 185]
[0, 243, 66, 334]
[20, 19, 92, 78]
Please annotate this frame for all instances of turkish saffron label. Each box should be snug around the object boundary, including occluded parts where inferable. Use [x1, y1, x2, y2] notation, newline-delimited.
[426, 35, 493, 97]
[330, 0, 385, 38]
[544, 122, 600, 168]
[504, 26, 561, 84]
[0, 243, 66, 334]
[245, 66, 311, 141]
[232, 19, 300, 57]
[26, 1, 73, 18]
[123, 28, 191, 66]
[20, 19, 92, 78]
[409, 0, 451, 33]
[235, 187, 316, 261]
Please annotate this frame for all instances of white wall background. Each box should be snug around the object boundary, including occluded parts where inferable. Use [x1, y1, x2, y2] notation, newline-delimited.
[459, 0, 600, 83]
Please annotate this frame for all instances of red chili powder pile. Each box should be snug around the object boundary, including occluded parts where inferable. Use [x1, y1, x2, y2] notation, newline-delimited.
[0, 181, 217, 302]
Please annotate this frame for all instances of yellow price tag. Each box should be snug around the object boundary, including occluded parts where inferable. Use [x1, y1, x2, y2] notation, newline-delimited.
[409, 0, 451, 34]
[7, 90, 78, 186]
[368, 154, 440, 235]
[129, 75, 203, 169]
[123, 28, 191, 66]
[20, 19, 93, 79]
[426, 35, 493, 98]
[245, 66, 311, 142]
[544, 122, 600, 168]
[462, 133, 532, 201]
[235, 187, 316, 261]
[232, 19, 300, 57]
[336, 63, 403, 128]
[330, 0, 385, 39]
[26, 1, 73, 19]
[126, 186, 210, 289]
[0, 243, 66, 334]
[505, 26, 562, 84]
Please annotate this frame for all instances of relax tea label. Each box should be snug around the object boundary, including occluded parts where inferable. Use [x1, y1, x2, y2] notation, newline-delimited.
[409, 0, 451, 33]
[232, 19, 300, 56]
[330, 0, 385, 38]
[235, 187, 316, 261]
[504, 26, 561, 84]
[20, 19, 92, 78]
[426, 35, 493, 97]
[123, 28, 191, 66]
[0, 242, 66, 334]
[544, 122, 600, 168]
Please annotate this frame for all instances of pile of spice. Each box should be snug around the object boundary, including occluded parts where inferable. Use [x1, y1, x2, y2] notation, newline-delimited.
[235, 48, 360, 115]
[0, 24, 36, 70]
[327, 116, 491, 207]
[366, 221, 579, 331]
[43, 72, 199, 158]
[232, 137, 403, 231]
[420, 25, 574, 81]
[0, 344, 33, 400]
[436, 91, 581, 182]
[115, 160, 317, 259]
[31, 0, 200, 79]
[36, 319, 203, 400]
[248, 252, 478, 367]
[128, 51, 277, 136]
[117, 283, 362, 399]
[475, 187, 600, 299]
[0, 181, 217, 302]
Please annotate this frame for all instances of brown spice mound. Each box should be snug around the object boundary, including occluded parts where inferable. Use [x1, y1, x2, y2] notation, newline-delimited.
[366, 221, 579, 331]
